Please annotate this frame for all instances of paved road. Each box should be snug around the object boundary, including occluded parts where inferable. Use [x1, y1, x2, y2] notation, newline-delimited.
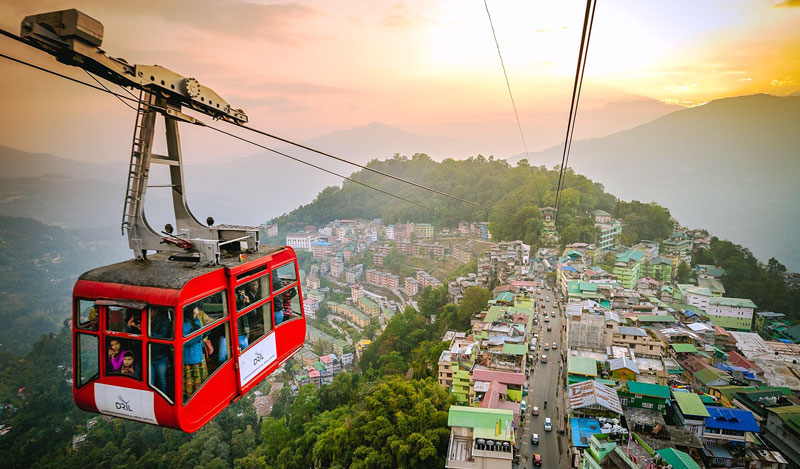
[516, 285, 569, 469]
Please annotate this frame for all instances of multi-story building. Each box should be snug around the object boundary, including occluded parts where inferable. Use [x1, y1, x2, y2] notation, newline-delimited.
[372, 253, 384, 266]
[344, 264, 363, 284]
[385, 224, 395, 240]
[286, 232, 315, 251]
[328, 301, 369, 327]
[613, 250, 644, 289]
[445, 406, 514, 469]
[642, 256, 673, 283]
[396, 241, 412, 254]
[311, 240, 334, 259]
[350, 284, 363, 301]
[452, 245, 473, 264]
[612, 326, 664, 359]
[596, 220, 622, 250]
[591, 209, 612, 224]
[763, 406, 800, 468]
[329, 258, 344, 278]
[705, 297, 756, 331]
[264, 223, 278, 238]
[365, 269, 400, 290]
[414, 223, 434, 239]
[669, 391, 710, 435]
[676, 284, 712, 310]
[404, 277, 420, 296]
[357, 297, 381, 317]
[417, 270, 443, 289]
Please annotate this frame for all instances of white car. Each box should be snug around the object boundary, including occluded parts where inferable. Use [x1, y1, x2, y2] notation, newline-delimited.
[544, 418, 552, 431]
[531, 433, 539, 444]
[543, 343, 549, 350]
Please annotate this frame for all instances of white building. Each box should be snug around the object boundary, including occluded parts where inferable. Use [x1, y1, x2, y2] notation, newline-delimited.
[596, 220, 622, 250]
[286, 232, 315, 251]
[386, 225, 395, 240]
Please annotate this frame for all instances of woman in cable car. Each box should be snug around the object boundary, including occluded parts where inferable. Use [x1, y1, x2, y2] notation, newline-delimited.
[71, 246, 305, 432]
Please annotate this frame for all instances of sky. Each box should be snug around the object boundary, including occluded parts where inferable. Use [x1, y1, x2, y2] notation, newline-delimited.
[0, 0, 799, 164]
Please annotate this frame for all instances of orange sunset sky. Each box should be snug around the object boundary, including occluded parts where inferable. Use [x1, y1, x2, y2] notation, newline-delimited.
[0, 0, 798, 164]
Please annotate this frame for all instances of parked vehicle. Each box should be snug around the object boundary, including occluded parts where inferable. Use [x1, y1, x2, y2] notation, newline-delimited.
[521, 401, 527, 413]
[532, 406, 539, 416]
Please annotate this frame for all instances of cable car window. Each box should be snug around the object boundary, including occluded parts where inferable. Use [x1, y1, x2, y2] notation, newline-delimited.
[106, 337, 141, 380]
[149, 342, 174, 403]
[76, 299, 99, 331]
[182, 291, 228, 337]
[106, 306, 143, 334]
[182, 321, 229, 403]
[235, 275, 268, 311]
[272, 262, 298, 292]
[274, 286, 301, 326]
[148, 306, 174, 340]
[76, 333, 99, 388]
[236, 264, 267, 281]
[237, 301, 273, 353]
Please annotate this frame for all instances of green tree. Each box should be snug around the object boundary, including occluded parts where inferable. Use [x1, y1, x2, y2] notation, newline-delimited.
[458, 287, 492, 317]
[676, 261, 691, 283]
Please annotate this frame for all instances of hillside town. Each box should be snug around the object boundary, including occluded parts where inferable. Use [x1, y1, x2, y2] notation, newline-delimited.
[270, 211, 799, 468]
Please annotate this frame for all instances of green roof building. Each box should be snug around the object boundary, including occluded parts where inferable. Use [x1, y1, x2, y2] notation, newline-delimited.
[655, 448, 700, 469]
[670, 392, 710, 434]
[568, 356, 599, 384]
[618, 381, 670, 414]
[446, 406, 515, 466]
[613, 250, 645, 289]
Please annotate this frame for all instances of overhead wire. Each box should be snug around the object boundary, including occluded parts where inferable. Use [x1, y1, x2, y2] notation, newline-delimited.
[482, 0, 529, 160]
[554, 0, 596, 225]
[0, 50, 464, 221]
[84, 69, 137, 111]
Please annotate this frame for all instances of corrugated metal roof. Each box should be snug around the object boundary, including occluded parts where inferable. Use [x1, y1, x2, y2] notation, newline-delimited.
[655, 448, 700, 469]
[704, 406, 760, 432]
[568, 380, 622, 414]
[672, 392, 711, 417]
[627, 381, 670, 399]
[609, 357, 639, 374]
[616, 326, 647, 337]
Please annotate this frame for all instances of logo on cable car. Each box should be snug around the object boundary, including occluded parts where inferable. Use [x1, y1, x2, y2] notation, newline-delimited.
[253, 351, 265, 366]
[239, 334, 277, 387]
[115, 396, 132, 411]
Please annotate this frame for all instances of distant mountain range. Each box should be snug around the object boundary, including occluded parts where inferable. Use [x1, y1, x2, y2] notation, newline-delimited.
[0, 93, 797, 270]
[506, 93, 800, 271]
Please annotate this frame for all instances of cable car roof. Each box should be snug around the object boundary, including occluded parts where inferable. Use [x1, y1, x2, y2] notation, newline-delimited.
[79, 245, 285, 290]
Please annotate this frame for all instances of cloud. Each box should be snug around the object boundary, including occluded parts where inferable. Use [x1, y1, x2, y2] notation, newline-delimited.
[775, 0, 800, 7]
[382, 2, 432, 29]
[2, 1, 317, 43]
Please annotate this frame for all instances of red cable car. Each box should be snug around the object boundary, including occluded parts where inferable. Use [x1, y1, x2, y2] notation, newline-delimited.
[10, 9, 309, 432]
[72, 248, 305, 432]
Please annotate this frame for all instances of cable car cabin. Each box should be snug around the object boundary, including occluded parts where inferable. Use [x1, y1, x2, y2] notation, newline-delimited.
[71, 245, 305, 432]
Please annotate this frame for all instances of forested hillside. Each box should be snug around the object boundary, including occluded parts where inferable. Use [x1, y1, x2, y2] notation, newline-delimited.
[274, 154, 673, 247]
[0, 216, 128, 355]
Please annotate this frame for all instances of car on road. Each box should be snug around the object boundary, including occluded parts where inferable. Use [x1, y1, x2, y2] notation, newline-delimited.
[523, 384, 529, 396]
[521, 401, 526, 413]
[545, 297, 549, 302]
[552, 342, 557, 349]
[541, 354, 547, 363]
[544, 418, 552, 432]
[533, 453, 542, 465]
[532, 406, 539, 415]
[547, 325, 552, 331]
[531, 433, 539, 445]
[543, 343, 549, 350]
